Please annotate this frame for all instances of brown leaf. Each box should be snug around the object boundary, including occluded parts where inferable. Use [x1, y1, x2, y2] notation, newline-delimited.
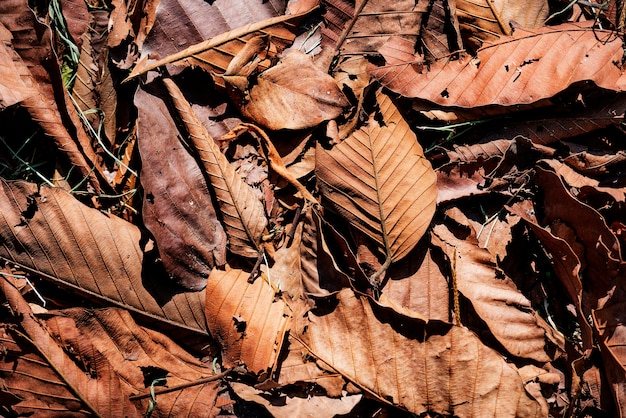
[127, 5, 315, 85]
[372, 22, 626, 108]
[319, 0, 428, 68]
[0, 25, 36, 108]
[0, 275, 139, 417]
[163, 78, 268, 259]
[509, 202, 594, 353]
[296, 288, 543, 416]
[381, 242, 451, 322]
[0, 11, 105, 193]
[0, 276, 227, 417]
[535, 167, 622, 309]
[456, 0, 549, 50]
[230, 50, 348, 130]
[136, 85, 227, 290]
[0, 180, 210, 338]
[593, 302, 626, 416]
[204, 268, 290, 378]
[316, 90, 437, 281]
[230, 381, 361, 417]
[432, 221, 564, 362]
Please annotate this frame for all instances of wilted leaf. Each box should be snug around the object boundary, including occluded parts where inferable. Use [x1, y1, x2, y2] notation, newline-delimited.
[163, 78, 267, 259]
[372, 22, 626, 108]
[128, 5, 315, 85]
[316, 90, 437, 281]
[456, 0, 549, 50]
[432, 221, 564, 362]
[0, 276, 227, 417]
[0, 275, 139, 416]
[136, 85, 227, 290]
[296, 288, 543, 416]
[204, 268, 290, 378]
[229, 50, 348, 130]
[0, 180, 210, 337]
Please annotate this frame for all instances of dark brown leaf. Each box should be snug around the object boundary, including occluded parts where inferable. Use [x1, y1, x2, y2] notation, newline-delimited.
[136, 85, 227, 290]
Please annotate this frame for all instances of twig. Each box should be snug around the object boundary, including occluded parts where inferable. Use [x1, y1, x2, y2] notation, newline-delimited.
[129, 369, 232, 401]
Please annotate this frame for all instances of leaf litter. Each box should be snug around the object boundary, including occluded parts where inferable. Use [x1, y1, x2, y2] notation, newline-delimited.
[0, 0, 626, 416]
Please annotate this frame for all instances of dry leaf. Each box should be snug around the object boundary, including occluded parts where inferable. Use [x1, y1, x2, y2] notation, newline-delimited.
[316, 90, 437, 281]
[229, 50, 349, 130]
[204, 268, 290, 378]
[0, 180, 210, 337]
[372, 22, 626, 108]
[296, 288, 543, 416]
[432, 221, 565, 362]
[163, 78, 268, 259]
[136, 85, 227, 290]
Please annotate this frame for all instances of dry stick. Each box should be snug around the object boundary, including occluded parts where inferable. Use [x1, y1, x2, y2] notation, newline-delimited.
[128, 369, 233, 401]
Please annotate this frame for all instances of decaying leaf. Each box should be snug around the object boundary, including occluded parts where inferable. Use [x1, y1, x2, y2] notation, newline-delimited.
[296, 288, 543, 416]
[456, 0, 549, 50]
[163, 78, 268, 259]
[0, 276, 228, 417]
[127, 4, 316, 85]
[228, 50, 349, 130]
[316, 90, 437, 281]
[136, 85, 227, 290]
[432, 220, 564, 363]
[204, 268, 290, 378]
[0, 180, 209, 337]
[372, 22, 626, 108]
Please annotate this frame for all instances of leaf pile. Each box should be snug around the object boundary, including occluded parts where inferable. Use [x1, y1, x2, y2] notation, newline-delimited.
[0, 0, 625, 416]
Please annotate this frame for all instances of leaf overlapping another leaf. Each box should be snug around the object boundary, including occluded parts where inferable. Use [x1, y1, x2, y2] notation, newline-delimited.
[316, 90, 437, 281]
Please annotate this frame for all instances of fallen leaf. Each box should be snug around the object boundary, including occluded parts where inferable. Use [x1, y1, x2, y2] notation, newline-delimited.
[372, 22, 626, 108]
[296, 288, 543, 416]
[136, 85, 227, 290]
[163, 78, 268, 259]
[204, 268, 290, 378]
[229, 50, 348, 130]
[316, 90, 437, 281]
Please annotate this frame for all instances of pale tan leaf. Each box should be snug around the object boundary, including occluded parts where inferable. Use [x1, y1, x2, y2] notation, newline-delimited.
[456, 0, 549, 50]
[0, 24, 35, 108]
[372, 23, 626, 108]
[127, 7, 315, 86]
[296, 288, 543, 416]
[230, 381, 361, 418]
[0, 180, 209, 338]
[163, 78, 267, 258]
[315, 90, 437, 280]
[432, 221, 565, 362]
[204, 268, 290, 378]
[232, 50, 348, 130]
